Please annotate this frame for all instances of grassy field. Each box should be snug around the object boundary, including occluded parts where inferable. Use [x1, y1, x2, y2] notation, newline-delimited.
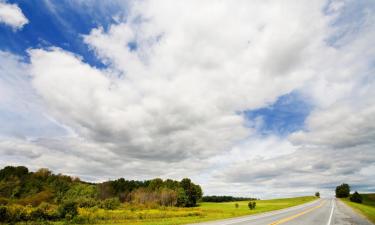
[48, 196, 316, 225]
[341, 193, 375, 223]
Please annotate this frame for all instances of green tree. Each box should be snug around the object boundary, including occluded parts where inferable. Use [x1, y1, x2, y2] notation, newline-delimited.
[176, 188, 188, 207]
[180, 178, 203, 207]
[350, 191, 362, 203]
[315, 192, 320, 198]
[148, 178, 164, 191]
[335, 183, 350, 198]
[248, 201, 256, 210]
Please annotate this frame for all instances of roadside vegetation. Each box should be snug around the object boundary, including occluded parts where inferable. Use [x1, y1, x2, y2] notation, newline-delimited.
[335, 183, 375, 223]
[341, 194, 375, 223]
[0, 165, 316, 224]
[0, 165, 202, 224]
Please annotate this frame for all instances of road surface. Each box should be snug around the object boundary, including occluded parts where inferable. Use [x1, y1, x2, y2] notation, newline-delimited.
[191, 198, 373, 225]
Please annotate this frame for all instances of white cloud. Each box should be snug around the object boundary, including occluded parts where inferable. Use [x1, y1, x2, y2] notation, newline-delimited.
[29, 0, 333, 163]
[1, 0, 375, 197]
[0, 0, 28, 30]
[0, 51, 69, 139]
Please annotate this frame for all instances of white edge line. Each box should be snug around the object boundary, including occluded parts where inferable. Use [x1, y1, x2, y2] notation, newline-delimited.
[327, 199, 335, 225]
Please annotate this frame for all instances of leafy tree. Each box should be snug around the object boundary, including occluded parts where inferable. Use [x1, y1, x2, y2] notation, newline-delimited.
[315, 192, 320, 198]
[0, 166, 28, 180]
[180, 178, 202, 207]
[63, 183, 97, 201]
[248, 201, 256, 210]
[176, 188, 188, 207]
[350, 191, 362, 203]
[335, 183, 350, 198]
[148, 178, 164, 191]
[235, 203, 239, 208]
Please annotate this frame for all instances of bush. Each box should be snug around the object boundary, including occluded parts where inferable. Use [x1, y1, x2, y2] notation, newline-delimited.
[17, 190, 53, 206]
[248, 201, 256, 210]
[0, 197, 9, 205]
[99, 198, 120, 210]
[30, 207, 46, 220]
[7, 204, 28, 222]
[77, 198, 99, 208]
[336, 183, 350, 198]
[234, 203, 239, 208]
[315, 192, 320, 198]
[350, 191, 362, 203]
[0, 205, 10, 222]
[58, 201, 78, 219]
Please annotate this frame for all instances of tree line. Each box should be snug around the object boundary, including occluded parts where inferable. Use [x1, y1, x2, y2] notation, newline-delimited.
[202, 195, 257, 202]
[335, 183, 363, 203]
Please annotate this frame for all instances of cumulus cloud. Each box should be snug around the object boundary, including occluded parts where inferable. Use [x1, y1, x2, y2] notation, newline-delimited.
[0, 0, 28, 30]
[29, 0, 332, 162]
[1, 0, 375, 197]
[0, 51, 69, 139]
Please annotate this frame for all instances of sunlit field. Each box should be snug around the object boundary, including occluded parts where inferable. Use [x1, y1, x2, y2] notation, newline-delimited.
[40, 196, 316, 225]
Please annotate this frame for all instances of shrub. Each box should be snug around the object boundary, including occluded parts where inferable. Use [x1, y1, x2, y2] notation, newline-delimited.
[7, 204, 28, 222]
[248, 201, 256, 210]
[77, 198, 99, 208]
[58, 201, 78, 219]
[30, 207, 46, 220]
[99, 198, 120, 210]
[350, 191, 362, 203]
[0, 197, 9, 205]
[335, 183, 350, 198]
[17, 190, 53, 206]
[0, 205, 10, 222]
[315, 192, 320, 198]
[235, 203, 239, 208]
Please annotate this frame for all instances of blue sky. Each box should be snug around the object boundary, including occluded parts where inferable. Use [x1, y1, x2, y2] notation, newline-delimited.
[0, 0, 374, 197]
[0, 0, 128, 67]
[244, 92, 312, 136]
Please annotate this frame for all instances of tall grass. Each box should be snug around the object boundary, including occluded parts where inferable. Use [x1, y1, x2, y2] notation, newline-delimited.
[50, 196, 316, 225]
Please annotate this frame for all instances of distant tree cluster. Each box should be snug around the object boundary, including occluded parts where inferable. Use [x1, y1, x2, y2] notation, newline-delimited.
[350, 191, 362, 203]
[248, 201, 256, 210]
[335, 183, 363, 204]
[202, 195, 257, 202]
[0, 165, 203, 223]
[335, 183, 350, 198]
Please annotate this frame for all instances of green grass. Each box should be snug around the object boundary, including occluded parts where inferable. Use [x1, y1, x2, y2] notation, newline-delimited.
[51, 196, 316, 225]
[341, 193, 375, 223]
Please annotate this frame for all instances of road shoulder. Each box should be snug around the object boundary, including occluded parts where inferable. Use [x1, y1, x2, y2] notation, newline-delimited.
[335, 199, 374, 225]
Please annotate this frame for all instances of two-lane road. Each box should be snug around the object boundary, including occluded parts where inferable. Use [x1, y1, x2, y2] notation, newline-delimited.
[191, 199, 373, 225]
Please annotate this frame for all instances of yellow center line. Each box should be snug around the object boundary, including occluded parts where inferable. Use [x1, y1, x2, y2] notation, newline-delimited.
[268, 201, 326, 225]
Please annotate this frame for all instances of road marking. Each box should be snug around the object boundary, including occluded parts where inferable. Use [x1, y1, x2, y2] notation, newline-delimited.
[327, 199, 335, 225]
[268, 201, 325, 225]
